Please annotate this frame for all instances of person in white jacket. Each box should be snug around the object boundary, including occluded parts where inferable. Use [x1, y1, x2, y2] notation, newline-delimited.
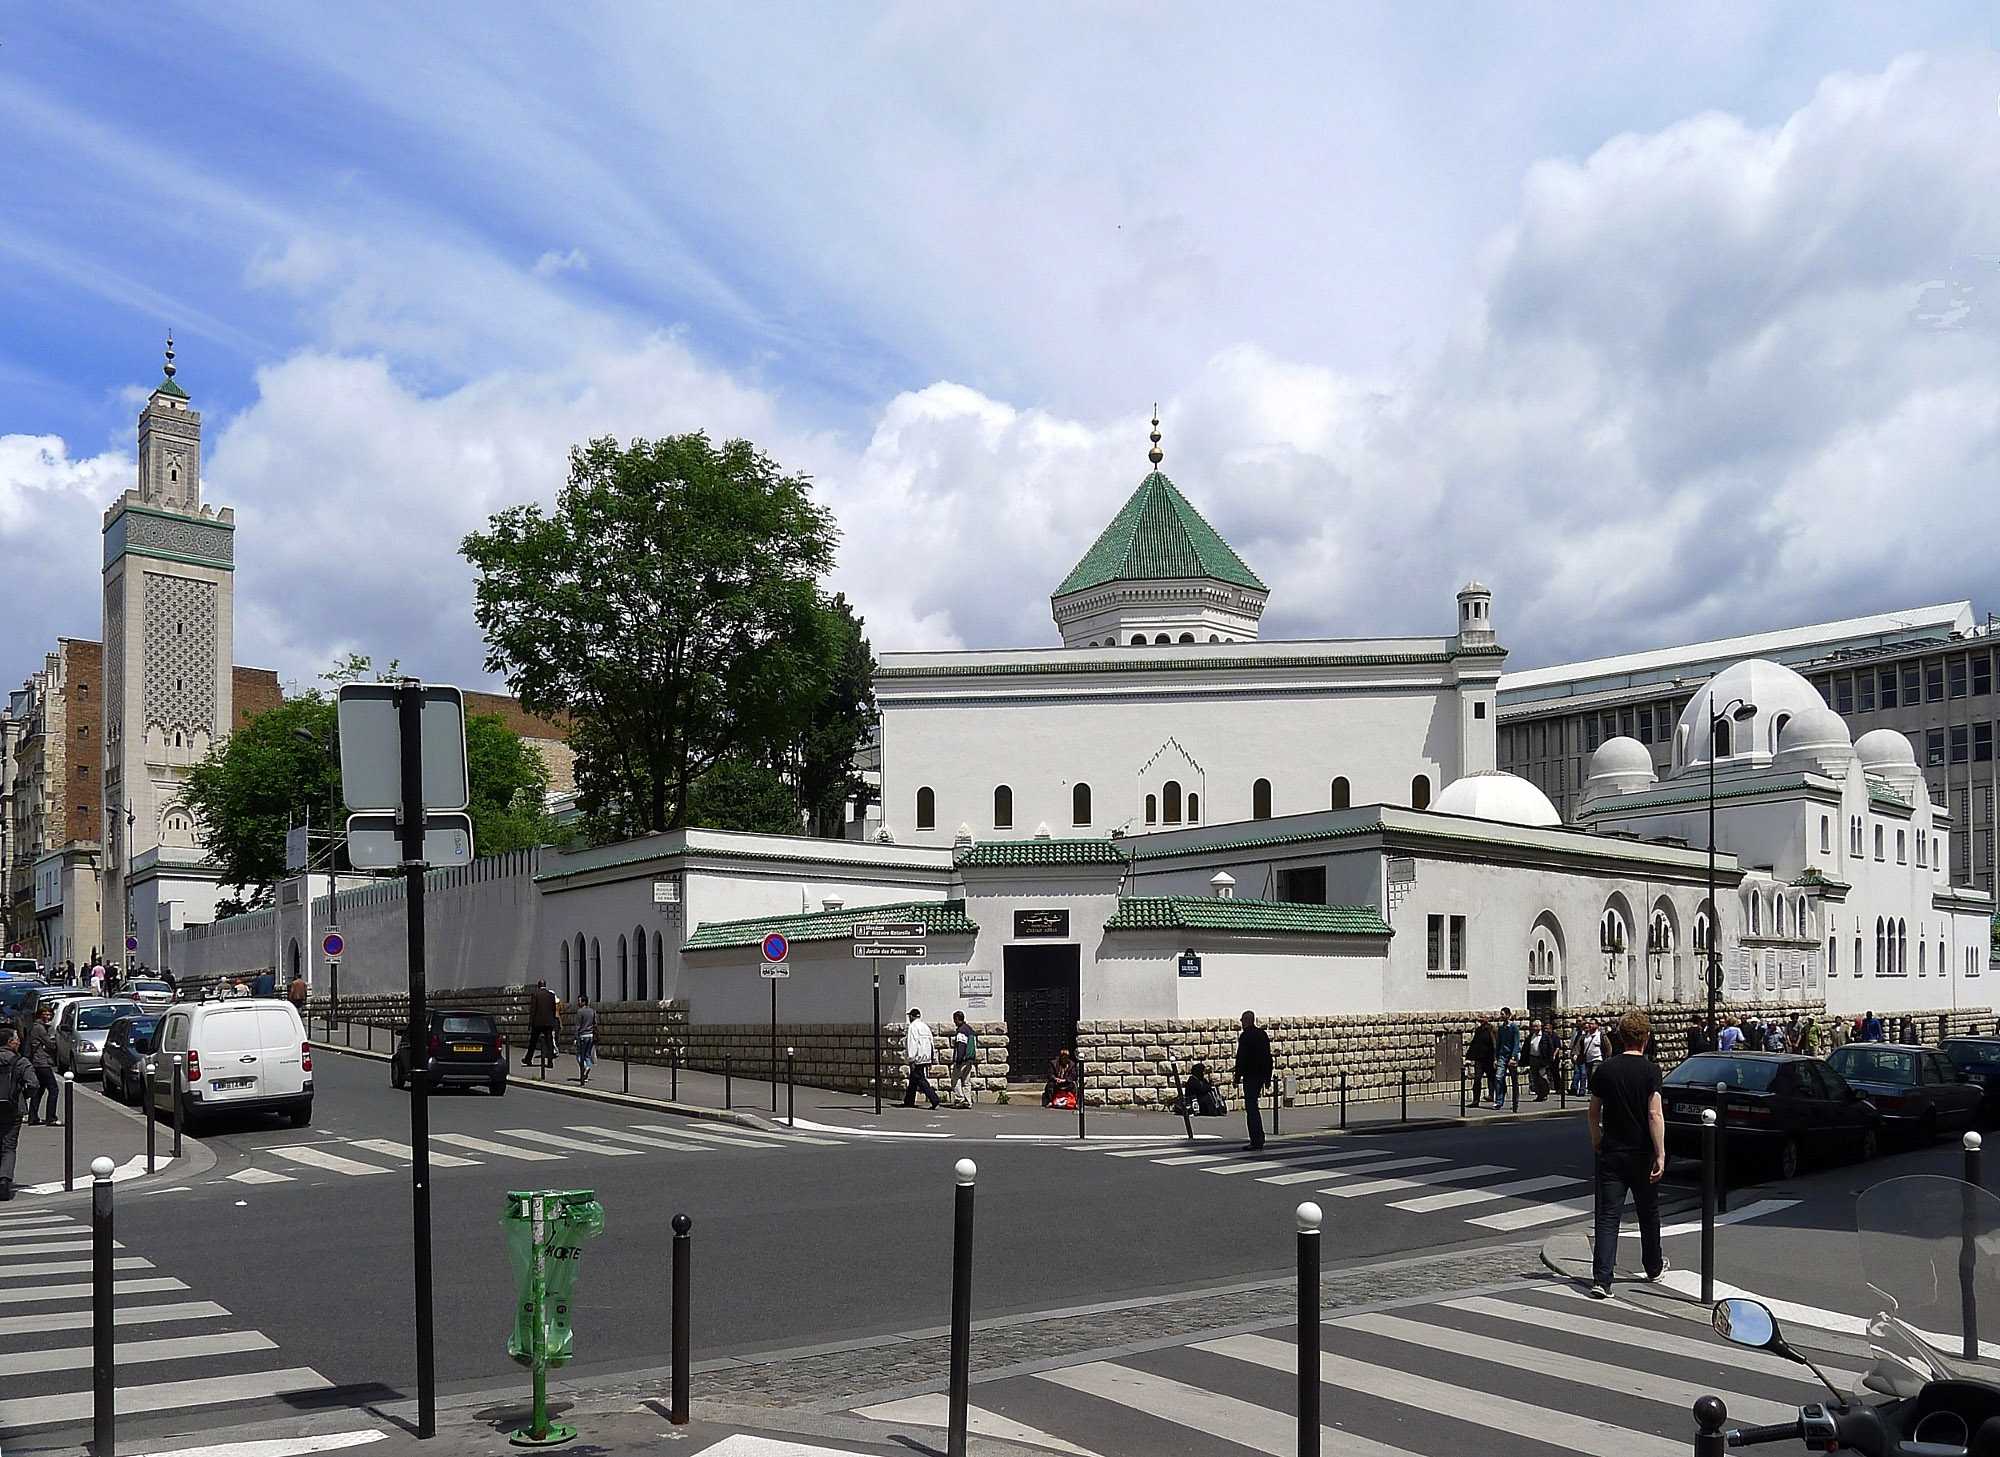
[902, 1008, 941, 1110]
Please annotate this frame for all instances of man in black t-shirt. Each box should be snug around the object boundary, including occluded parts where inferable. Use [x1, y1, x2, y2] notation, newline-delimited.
[1586, 1008, 1666, 1297]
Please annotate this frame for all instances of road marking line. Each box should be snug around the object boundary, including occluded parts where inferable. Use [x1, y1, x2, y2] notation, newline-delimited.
[132, 1430, 387, 1457]
[434, 1133, 564, 1162]
[228, 1168, 295, 1185]
[1467, 1198, 1594, 1230]
[0, 1365, 332, 1430]
[1117, 1149, 1222, 1162]
[633, 1122, 818, 1149]
[0, 1216, 80, 1233]
[854, 1393, 1103, 1456]
[0, 1256, 153, 1279]
[1341, 1311, 1801, 1425]
[1035, 1357, 1426, 1457]
[0, 1329, 275, 1377]
[1264, 1152, 1440, 1192]
[0, 1239, 121, 1258]
[1256, 1151, 1431, 1184]
[787, 1118, 943, 1140]
[1203, 1147, 1367, 1176]
[268, 1146, 391, 1177]
[0, 1300, 228, 1336]
[1656, 1198, 1798, 1236]
[352, 1138, 481, 1168]
[1391, 1173, 1579, 1212]
[569, 1125, 714, 1154]
[0, 1276, 185, 1305]
[1198, 1332, 1688, 1457]
[1319, 1163, 1513, 1199]
[496, 1128, 641, 1157]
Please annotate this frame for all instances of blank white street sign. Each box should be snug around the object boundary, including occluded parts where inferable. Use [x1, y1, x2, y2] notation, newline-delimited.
[345, 812, 474, 870]
[337, 683, 470, 813]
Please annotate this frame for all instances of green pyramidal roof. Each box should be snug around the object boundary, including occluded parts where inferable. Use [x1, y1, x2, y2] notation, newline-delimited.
[1055, 471, 1266, 597]
[153, 375, 188, 400]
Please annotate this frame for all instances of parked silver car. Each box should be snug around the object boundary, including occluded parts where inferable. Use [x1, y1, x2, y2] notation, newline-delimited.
[55, 998, 143, 1076]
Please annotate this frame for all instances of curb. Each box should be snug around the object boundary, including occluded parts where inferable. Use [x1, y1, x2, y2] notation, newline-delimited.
[13, 1079, 217, 1202]
[307, 1038, 786, 1134]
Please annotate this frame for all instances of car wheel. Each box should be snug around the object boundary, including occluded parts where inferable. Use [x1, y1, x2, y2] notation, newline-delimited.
[1858, 1126, 1880, 1162]
[1775, 1136, 1801, 1181]
[490, 1078, 506, 1097]
[179, 1095, 202, 1133]
[391, 1060, 405, 1091]
[288, 1103, 311, 1129]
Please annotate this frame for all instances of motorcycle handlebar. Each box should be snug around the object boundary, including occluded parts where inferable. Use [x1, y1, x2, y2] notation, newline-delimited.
[1726, 1421, 1806, 1447]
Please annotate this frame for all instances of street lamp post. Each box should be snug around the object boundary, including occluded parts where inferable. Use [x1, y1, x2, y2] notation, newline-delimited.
[123, 804, 136, 981]
[1706, 697, 1758, 1029]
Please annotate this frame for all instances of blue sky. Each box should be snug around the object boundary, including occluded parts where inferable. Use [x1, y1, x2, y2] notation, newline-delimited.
[4, 4, 1998, 695]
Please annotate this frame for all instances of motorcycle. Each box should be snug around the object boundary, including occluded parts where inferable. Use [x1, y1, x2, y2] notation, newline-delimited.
[1696, 1173, 2000, 1456]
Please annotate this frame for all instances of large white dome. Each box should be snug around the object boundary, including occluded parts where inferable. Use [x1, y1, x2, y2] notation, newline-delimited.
[1433, 770, 1563, 828]
[1673, 658, 1832, 777]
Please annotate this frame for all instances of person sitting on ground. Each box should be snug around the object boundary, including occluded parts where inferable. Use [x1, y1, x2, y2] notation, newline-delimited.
[1173, 1061, 1227, 1117]
[1043, 1048, 1079, 1107]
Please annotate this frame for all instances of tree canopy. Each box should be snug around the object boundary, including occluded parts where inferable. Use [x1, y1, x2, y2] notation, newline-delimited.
[463, 432, 869, 841]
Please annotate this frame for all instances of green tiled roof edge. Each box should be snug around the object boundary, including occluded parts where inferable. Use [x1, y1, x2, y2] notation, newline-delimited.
[955, 839, 1130, 867]
[1104, 895, 1391, 936]
[684, 898, 977, 951]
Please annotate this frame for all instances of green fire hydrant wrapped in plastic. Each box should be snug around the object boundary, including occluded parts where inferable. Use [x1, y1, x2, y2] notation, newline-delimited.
[502, 1189, 605, 1446]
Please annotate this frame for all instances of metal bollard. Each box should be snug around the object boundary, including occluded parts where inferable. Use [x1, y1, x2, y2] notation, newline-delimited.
[786, 1047, 796, 1128]
[670, 1212, 692, 1424]
[1511, 1064, 1521, 1114]
[948, 1159, 977, 1457]
[1700, 1109, 1718, 1304]
[1968, 1130, 1985, 1190]
[172, 1055, 184, 1160]
[1713, 1082, 1728, 1215]
[1272, 1074, 1281, 1138]
[724, 1054, 732, 1110]
[1458, 1063, 1466, 1117]
[92, 1154, 116, 1455]
[64, 1073, 75, 1192]
[1297, 1202, 1322, 1457]
[1339, 1073, 1347, 1131]
[144, 1059, 156, 1174]
[623, 1054, 630, 1096]
[1077, 1061, 1087, 1140]
[1693, 1397, 1729, 1457]
[1172, 1060, 1193, 1141]
[671, 1044, 679, 1102]
[1965, 1133, 1985, 1362]
[1559, 1054, 1567, 1109]
[1400, 1069, 1408, 1122]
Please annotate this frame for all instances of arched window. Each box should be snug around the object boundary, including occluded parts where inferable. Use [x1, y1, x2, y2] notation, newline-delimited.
[1898, 919, 1908, 976]
[1828, 935, 1837, 976]
[618, 935, 629, 1001]
[1876, 918, 1886, 975]
[993, 785, 1012, 829]
[653, 932, 664, 997]
[1131, 634, 1146, 646]
[574, 934, 586, 992]
[1897, 829, 1906, 864]
[1186, 792, 1199, 822]
[1692, 911, 1710, 955]
[1163, 780, 1182, 824]
[1330, 777, 1350, 810]
[1177, 632, 1195, 643]
[1252, 778, 1273, 820]
[559, 941, 571, 1001]
[1920, 940, 1927, 976]
[1600, 908, 1628, 954]
[1208, 634, 1220, 642]
[1410, 775, 1431, 810]
[916, 787, 936, 831]
[1145, 793, 1157, 825]
[1875, 825, 1885, 860]
[590, 938, 602, 1002]
[634, 925, 649, 1000]
[1711, 718, 1731, 757]
[1072, 783, 1092, 826]
[1855, 932, 1863, 977]
[1820, 816, 1830, 853]
[1750, 893, 1761, 936]
[1770, 712, 1791, 754]
[1153, 633, 1170, 644]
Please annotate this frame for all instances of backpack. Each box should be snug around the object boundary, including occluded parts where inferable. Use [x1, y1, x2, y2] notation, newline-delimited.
[0, 1052, 22, 1116]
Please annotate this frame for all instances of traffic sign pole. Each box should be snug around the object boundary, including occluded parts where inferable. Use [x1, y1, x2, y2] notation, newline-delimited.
[872, 959, 881, 1116]
[399, 680, 437, 1440]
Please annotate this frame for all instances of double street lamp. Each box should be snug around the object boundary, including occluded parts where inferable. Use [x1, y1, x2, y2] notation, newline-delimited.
[1705, 696, 1759, 1028]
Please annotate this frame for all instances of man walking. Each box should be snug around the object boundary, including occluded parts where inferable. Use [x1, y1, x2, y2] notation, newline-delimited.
[0, 1027, 25, 1200]
[1493, 1007, 1521, 1109]
[288, 969, 309, 1016]
[902, 1009, 941, 1110]
[947, 1011, 977, 1108]
[1588, 1009, 1666, 1299]
[1232, 1010, 1273, 1151]
[573, 996, 597, 1085]
[25, 1006, 58, 1128]
[1524, 1020, 1549, 1101]
[527, 979, 560, 1069]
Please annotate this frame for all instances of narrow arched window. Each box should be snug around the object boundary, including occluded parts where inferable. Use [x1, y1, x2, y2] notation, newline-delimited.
[574, 935, 586, 991]
[993, 785, 1013, 828]
[1770, 713, 1790, 754]
[1410, 775, 1431, 810]
[1131, 634, 1146, 646]
[1876, 918, 1885, 974]
[653, 931, 664, 996]
[916, 786, 935, 830]
[1145, 793, 1157, 825]
[1252, 778, 1273, 820]
[1163, 780, 1182, 823]
[1153, 633, 1170, 644]
[1177, 632, 1195, 643]
[1331, 777, 1350, 810]
[618, 935, 629, 1001]
[1186, 792, 1199, 822]
[1072, 783, 1092, 826]
[634, 925, 649, 1000]
[590, 938, 602, 1002]
[559, 942, 571, 1001]
[1899, 920, 1908, 976]
[1750, 894, 1761, 936]
[1712, 718, 1731, 757]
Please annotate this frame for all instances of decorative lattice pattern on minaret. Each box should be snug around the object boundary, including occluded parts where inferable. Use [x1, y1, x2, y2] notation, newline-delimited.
[104, 590, 124, 748]
[142, 572, 218, 737]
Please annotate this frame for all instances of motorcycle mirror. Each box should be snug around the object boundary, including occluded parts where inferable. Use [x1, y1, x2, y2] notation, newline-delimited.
[1713, 1298, 1782, 1351]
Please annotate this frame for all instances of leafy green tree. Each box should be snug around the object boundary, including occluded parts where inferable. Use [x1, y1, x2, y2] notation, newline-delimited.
[687, 758, 800, 834]
[793, 593, 876, 837]
[462, 432, 843, 841]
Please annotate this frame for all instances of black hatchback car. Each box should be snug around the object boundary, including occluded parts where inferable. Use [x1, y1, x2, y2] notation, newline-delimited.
[1825, 1043, 1984, 1143]
[1662, 1052, 1882, 1178]
[392, 1010, 508, 1095]
[99, 1013, 164, 1105]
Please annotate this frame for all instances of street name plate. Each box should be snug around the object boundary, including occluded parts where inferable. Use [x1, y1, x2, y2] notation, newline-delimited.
[851, 921, 925, 940]
[852, 943, 925, 959]
[760, 961, 791, 978]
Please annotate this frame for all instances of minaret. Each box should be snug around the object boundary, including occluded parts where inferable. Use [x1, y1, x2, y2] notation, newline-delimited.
[102, 338, 237, 968]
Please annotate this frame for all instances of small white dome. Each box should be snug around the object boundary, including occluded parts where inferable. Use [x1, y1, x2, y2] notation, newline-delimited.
[1774, 704, 1853, 772]
[1590, 736, 1655, 778]
[1854, 728, 1917, 771]
[1433, 770, 1562, 827]
[1673, 658, 1831, 777]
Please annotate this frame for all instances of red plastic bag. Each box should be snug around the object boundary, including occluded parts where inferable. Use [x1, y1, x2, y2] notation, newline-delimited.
[1052, 1090, 1078, 1110]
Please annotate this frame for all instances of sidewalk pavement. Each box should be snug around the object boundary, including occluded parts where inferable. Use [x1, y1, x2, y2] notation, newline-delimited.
[313, 1020, 1582, 1142]
[6, 1065, 214, 1200]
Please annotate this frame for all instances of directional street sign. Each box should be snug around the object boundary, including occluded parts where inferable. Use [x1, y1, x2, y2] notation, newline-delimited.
[323, 931, 346, 959]
[852, 943, 926, 959]
[760, 961, 791, 979]
[761, 932, 789, 963]
[851, 921, 925, 941]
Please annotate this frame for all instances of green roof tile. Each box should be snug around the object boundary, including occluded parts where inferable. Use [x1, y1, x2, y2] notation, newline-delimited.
[1055, 471, 1265, 596]
[1104, 896, 1391, 937]
[1867, 779, 1911, 809]
[684, 899, 976, 951]
[955, 839, 1130, 868]
[154, 376, 189, 400]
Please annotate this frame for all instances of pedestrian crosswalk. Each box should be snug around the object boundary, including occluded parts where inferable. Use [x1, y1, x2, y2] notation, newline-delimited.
[1069, 1138, 1606, 1232]
[222, 1116, 848, 1186]
[0, 1204, 327, 1437]
[856, 1279, 1857, 1457]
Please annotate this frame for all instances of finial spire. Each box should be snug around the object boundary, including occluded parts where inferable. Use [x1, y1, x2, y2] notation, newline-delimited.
[1147, 404, 1163, 467]
[162, 331, 176, 380]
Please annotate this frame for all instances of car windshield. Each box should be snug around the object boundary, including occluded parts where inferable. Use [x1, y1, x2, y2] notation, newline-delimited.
[122, 1018, 161, 1049]
[77, 1002, 141, 1030]
[439, 1015, 494, 1037]
[1663, 1055, 1784, 1091]
[1828, 1046, 1916, 1084]
[1943, 1041, 2000, 1070]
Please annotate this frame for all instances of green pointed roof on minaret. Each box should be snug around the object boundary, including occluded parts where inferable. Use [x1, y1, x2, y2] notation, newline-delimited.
[154, 332, 188, 399]
[1054, 418, 1265, 596]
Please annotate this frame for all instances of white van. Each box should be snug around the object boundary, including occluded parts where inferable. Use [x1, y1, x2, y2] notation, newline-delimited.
[151, 999, 313, 1130]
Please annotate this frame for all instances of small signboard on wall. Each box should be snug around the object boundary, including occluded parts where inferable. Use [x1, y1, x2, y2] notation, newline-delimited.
[1014, 909, 1070, 938]
[959, 970, 991, 999]
[1178, 950, 1202, 978]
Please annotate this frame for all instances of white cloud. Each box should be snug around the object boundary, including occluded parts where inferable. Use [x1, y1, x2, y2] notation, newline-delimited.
[0, 436, 128, 658]
[531, 248, 589, 279]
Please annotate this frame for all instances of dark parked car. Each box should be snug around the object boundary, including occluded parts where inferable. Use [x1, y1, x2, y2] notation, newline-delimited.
[99, 1014, 164, 1104]
[1826, 1043, 1985, 1142]
[392, 1010, 508, 1095]
[1942, 1038, 2000, 1123]
[1662, 1052, 1882, 1179]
